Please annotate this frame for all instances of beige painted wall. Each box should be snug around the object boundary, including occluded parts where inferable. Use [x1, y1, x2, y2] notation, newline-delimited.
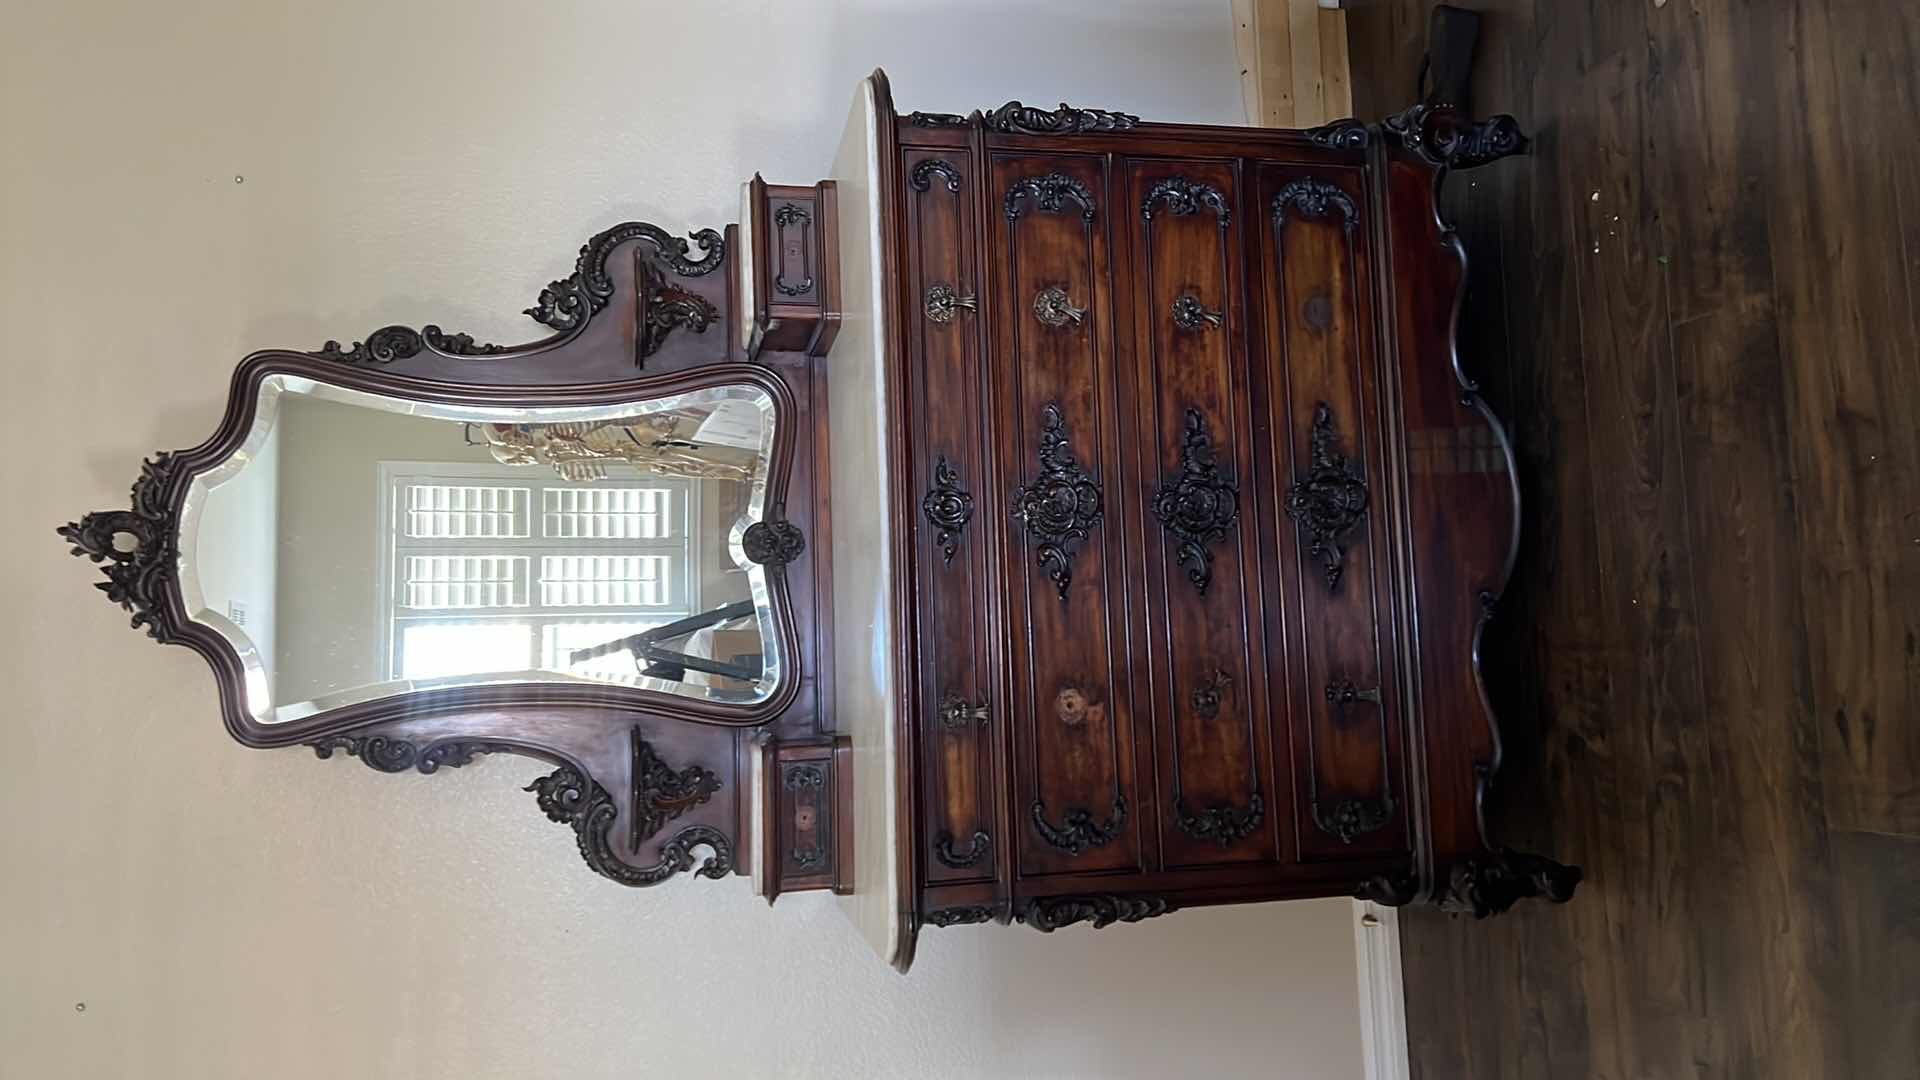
[0, 2, 1364, 1077]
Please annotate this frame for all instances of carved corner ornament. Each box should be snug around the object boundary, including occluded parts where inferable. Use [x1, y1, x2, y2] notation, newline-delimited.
[305, 220, 724, 368]
[1284, 403, 1369, 590]
[1382, 105, 1530, 170]
[1019, 894, 1174, 933]
[1431, 849, 1583, 918]
[1151, 409, 1239, 596]
[1305, 118, 1370, 152]
[58, 454, 185, 641]
[1010, 404, 1104, 600]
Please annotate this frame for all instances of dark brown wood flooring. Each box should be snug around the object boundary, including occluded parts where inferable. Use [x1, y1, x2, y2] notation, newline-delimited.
[1346, 2, 1920, 1076]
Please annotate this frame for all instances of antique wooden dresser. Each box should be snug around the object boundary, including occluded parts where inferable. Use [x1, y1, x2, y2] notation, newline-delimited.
[61, 69, 1576, 977]
[821, 72, 1577, 969]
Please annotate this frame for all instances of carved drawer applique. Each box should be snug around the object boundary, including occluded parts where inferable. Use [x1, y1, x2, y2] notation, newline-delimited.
[1151, 409, 1239, 596]
[1285, 402, 1369, 590]
[1010, 403, 1103, 600]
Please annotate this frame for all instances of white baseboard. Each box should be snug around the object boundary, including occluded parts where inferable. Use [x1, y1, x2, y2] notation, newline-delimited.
[1352, 900, 1410, 1080]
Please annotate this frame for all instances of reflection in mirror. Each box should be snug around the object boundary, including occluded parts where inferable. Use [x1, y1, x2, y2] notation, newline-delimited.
[178, 374, 785, 724]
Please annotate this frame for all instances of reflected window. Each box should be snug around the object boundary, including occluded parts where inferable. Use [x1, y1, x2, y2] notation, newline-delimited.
[378, 464, 696, 681]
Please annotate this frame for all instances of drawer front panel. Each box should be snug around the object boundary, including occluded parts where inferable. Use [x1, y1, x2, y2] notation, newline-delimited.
[902, 146, 1000, 885]
[989, 152, 1142, 877]
[1125, 160, 1278, 867]
[1254, 164, 1409, 861]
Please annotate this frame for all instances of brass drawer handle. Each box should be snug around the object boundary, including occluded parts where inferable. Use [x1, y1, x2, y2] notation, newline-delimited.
[925, 282, 977, 324]
[1171, 294, 1223, 331]
[1033, 285, 1086, 327]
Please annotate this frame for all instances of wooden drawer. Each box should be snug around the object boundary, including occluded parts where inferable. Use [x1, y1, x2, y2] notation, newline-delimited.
[986, 151, 1143, 878]
[1252, 162, 1409, 861]
[901, 145, 1000, 885]
[1121, 158, 1281, 868]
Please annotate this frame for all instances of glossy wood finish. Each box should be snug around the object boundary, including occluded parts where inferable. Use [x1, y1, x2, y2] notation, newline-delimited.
[1349, 1, 1920, 1076]
[1125, 160, 1277, 869]
[876, 77, 1565, 952]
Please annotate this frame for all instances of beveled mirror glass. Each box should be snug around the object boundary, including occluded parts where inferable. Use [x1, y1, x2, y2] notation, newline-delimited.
[177, 373, 786, 724]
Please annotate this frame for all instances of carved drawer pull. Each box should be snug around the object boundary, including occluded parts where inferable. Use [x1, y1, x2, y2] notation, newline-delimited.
[934, 829, 991, 869]
[1033, 285, 1086, 327]
[1171, 295, 1223, 331]
[937, 694, 990, 730]
[925, 282, 977, 325]
[1325, 681, 1382, 706]
[1313, 679, 1394, 845]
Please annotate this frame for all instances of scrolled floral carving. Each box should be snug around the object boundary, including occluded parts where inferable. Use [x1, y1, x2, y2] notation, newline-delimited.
[1010, 404, 1103, 600]
[1031, 796, 1127, 856]
[1305, 118, 1370, 151]
[909, 159, 964, 194]
[922, 456, 975, 564]
[1272, 177, 1359, 232]
[1175, 791, 1265, 849]
[631, 729, 722, 848]
[526, 765, 733, 888]
[1285, 403, 1369, 590]
[309, 734, 518, 774]
[1020, 894, 1173, 932]
[983, 100, 1139, 135]
[1382, 104, 1529, 170]
[1313, 796, 1395, 845]
[1151, 409, 1239, 595]
[528, 221, 725, 333]
[925, 905, 999, 927]
[1141, 176, 1230, 227]
[1004, 173, 1097, 222]
[1431, 850, 1583, 918]
[58, 454, 185, 640]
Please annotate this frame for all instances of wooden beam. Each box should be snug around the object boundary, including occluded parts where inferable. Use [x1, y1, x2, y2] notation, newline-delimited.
[1234, 0, 1354, 128]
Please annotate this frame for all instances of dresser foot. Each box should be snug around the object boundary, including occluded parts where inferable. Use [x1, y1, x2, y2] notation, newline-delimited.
[1431, 849, 1582, 918]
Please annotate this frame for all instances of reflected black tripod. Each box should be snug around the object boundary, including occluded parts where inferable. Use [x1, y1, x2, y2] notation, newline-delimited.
[567, 600, 761, 683]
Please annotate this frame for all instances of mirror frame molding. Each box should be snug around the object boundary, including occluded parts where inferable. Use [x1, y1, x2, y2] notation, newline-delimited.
[59, 217, 842, 890]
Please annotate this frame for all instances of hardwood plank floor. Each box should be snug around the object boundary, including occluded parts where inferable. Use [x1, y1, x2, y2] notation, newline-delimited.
[1346, 2, 1920, 1076]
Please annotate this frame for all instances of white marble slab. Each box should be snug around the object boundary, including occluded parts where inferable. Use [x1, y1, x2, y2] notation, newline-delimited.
[825, 73, 908, 969]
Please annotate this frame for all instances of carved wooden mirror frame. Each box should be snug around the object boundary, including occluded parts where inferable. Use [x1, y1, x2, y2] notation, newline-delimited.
[60, 213, 843, 891]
